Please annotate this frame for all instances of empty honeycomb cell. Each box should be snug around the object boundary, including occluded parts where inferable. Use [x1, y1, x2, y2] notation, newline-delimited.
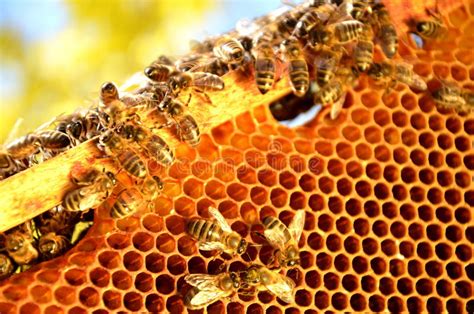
[314, 140, 333, 157]
[256, 168, 277, 187]
[435, 242, 453, 260]
[183, 178, 204, 199]
[155, 274, 175, 295]
[101, 290, 122, 310]
[54, 286, 75, 305]
[410, 186, 425, 202]
[252, 134, 272, 152]
[19, 303, 40, 314]
[361, 91, 379, 108]
[344, 236, 360, 254]
[64, 268, 87, 286]
[401, 166, 416, 183]
[68, 306, 87, 314]
[374, 145, 391, 162]
[191, 160, 213, 180]
[145, 293, 164, 312]
[445, 188, 461, 205]
[447, 152, 462, 168]
[382, 202, 397, 219]
[98, 251, 121, 269]
[144, 252, 165, 273]
[455, 206, 471, 224]
[79, 287, 100, 307]
[420, 132, 436, 148]
[438, 133, 454, 149]
[337, 178, 353, 196]
[336, 142, 354, 159]
[342, 125, 361, 141]
[447, 299, 464, 313]
[368, 295, 385, 312]
[3, 285, 27, 302]
[356, 143, 372, 160]
[455, 280, 472, 298]
[318, 125, 340, 140]
[364, 126, 382, 144]
[123, 291, 143, 311]
[206, 179, 227, 200]
[345, 198, 362, 216]
[334, 254, 349, 272]
[401, 129, 417, 146]
[236, 165, 257, 184]
[355, 180, 371, 197]
[465, 118, 474, 134]
[408, 260, 423, 277]
[177, 235, 197, 256]
[342, 274, 358, 292]
[335, 216, 351, 234]
[299, 250, 314, 269]
[116, 216, 142, 233]
[248, 186, 267, 205]
[393, 184, 408, 200]
[420, 168, 435, 184]
[165, 215, 186, 235]
[374, 183, 390, 199]
[245, 150, 265, 169]
[316, 252, 332, 270]
[290, 155, 306, 173]
[447, 262, 463, 279]
[331, 292, 348, 310]
[362, 238, 378, 255]
[393, 111, 408, 128]
[361, 275, 376, 292]
[371, 257, 387, 274]
[413, 62, 432, 77]
[318, 214, 333, 233]
[258, 291, 274, 304]
[400, 93, 418, 111]
[346, 160, 363, 178]
[419, 94, 436, 113]
[456, 244, 472, 261]
[211, 120, 234, 145]
[383, 165, 398, 182]
[165, 255, 186, 276]
[400, 241, 414, 258]
[433, 63, 450, 78]
[381, 239, 397, 256]
[326, 234, 342, 252]
[350, 293, 366, 311]
[353, 256, 369, 274]
[155, 233, 176, 253]
[153, 196, 173, 216]
[455, 135, 471, 152]
[327, 196, 343, 214]
[318, 176, 334, 194]
[383, 127, 400, 145]
[372, 220, 388, 237]
[455, 171, 471, 187]
[393, 147, 408, 164]
[141, 214, 163, 233]
[451, 63, 468, 81]
[89, 267, 110, 288]
[466, 191, 474, 207]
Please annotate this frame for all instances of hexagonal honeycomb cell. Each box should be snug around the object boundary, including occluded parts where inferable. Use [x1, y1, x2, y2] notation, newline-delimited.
[1, 1, 474, 313]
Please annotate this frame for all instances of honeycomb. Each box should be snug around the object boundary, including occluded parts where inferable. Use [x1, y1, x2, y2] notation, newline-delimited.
[1, 1, 474, 313]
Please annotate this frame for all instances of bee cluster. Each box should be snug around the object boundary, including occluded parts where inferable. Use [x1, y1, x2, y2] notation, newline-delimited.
[0, 0, 471, 289]
[183, 207, 304, 309]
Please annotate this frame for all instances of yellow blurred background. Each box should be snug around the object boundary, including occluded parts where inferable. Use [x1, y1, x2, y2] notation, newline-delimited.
[0, 0, 281, 142]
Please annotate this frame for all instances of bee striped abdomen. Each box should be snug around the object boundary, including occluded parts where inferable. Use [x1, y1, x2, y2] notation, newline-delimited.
[187, 219, 223, 242]
[178, 115, 200, 147]
[289, 60, 309, 97]
[263, 216, 291, 243]
[39, 130, 71, 150]
[335, 21, 364, 43]
[354, 40, 374, 72]
[63, 190, 83, 212]
[380, 24, 398, 58]
[118, 150, 147, 178]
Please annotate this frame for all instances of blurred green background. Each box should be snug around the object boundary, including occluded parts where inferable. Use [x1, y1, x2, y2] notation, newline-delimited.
[0, 0, 281, 142]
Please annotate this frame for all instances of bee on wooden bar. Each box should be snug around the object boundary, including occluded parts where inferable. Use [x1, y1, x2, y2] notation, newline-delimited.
[368, 61, 427, 91]
[0, 253, 15, 280]
[241, 264, 295, 304]
[261, 210, 305, 267]
[353, 24, 374, 72]
[117, 122, 174, 166]
[109, 188, 144, 219]
[4, 133, 42, 160]
[59, 110, 103, 145]
[98, 130, 148, 179]
[38, 232, 70, 260]
[213, 35, 246, 70]
[158, 96, 200, 147]
[184, 271, 241, 310]
[62, 167, 117, 212]
[98, 82, 139, 129]
[280, 36, 309, 97]
[167, 71, 225, 101]
[371, 3, 398, 58]
[253, 28, 276, 94]
[37, 130, 72, 153]
[187, 207, 248, 256]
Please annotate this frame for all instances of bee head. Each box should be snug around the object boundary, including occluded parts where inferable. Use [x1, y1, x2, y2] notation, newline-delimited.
[100, 82, 119, 103]
[66, 121, 83, 139]
[99, 130, 114, 146]
[168, 74, 189, 95]
[231, 50, 244, 63]
[144, 66, 158, 81]
[229, 272, 241, 289]
[237, 239, 248, 255]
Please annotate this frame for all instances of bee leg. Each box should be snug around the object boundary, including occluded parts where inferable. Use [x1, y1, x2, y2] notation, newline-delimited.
[194, 88, 214, 105]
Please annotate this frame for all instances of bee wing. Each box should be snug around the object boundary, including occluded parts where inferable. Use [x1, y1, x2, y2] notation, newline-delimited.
[185, 273, 221, 290]
[330, 91, 347, 120]
[288, 210, 306, 242]
[198, 241, 227, 252]
[208, 207, 232, 233]
[189, 289, 229, 308]
[264, 273, 295, 304]
[263, 227, 288, 249]
[192, 72, 225, 91]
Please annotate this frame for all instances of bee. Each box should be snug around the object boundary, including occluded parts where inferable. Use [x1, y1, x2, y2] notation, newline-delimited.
[280, 36, 309, 97]
[0, 152, 21, 180]
[315, 78, 346, 119]
[154, 54, 176, 66]
[432, 83, 471, 113]
[368, 61, 427, 91]
[253, 28, 276, 94]
[144, 64, 175, 83]
[98, 82, 139, 129]
[310, 20, 365, 46]
[187, 207, 248, 256]
[0, 253, 15, 280]
[117, 122, 174, 166]
[315, 45, 343, 87]
[184, 271, 241, 310]
[242, 264, 295, 304]
[4, 133, 42, 160]
[167, 71, 225, 101]
[275, 5, 307, 37]
[350, 0, 374, 21]
[371, 3, 398, 58]
[60, 110, 103, 145]
[5, 227, 38, 265]
[37, 130, 71, 152]
[175, 55, 229, 77]
[190, 38, 216, 54]
[62, 168, 117, 212]
[354, 24, 374, 72]
[34, 206, 82, 237]
[415, 18, 447, 39]
[293, 3, 336, 39]
[158, 96, 200, 147]
[261, 210, 305, 267]
[213, 36, 246, 70]
[141, 175, 164, 205]
[98, 130, 148, 179]
[109, 188, 143, 219]
[38, 232, 70, 260]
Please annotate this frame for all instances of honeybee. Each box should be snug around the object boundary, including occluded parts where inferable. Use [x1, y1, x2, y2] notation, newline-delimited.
[38, 232, 70, 260]
[432, 83, 471, 113]
[117, 122, 174, 166]
[109, 188, 143, 219]
[415, 18, 447, 39]
[280, 36, 309, 97]
[213, 36, 246, 69]
[253, 29, 276, 94]
[0, 152, 21, 180]
[98, 82, 139, 129]
[187, 207, 248, 256]
[141, 175, 164, 205]
[190, 38, 216, 54]
[242, 264, 295, 304]
[371, 3, 398, 58]
[175, 55, 229, 77]
[315, 78, 346, 119]
[0, 253, 14, 280]
[4, 133, 41, 160]
[34, 206, 82, 237]
[350, 0, 374, 21]
[167, 71, 225, 101]
[368, 61, 427, 91]
[184, 271, 241, 310]
[5, 227, 38, 265]
[58, 110, 103, 145]
[293, 3, 336, 38]
[144, 64, 175, 83]
[158, 96, 200, 147]
[261, 210, 305, 267]
[315, 45, 343, 87]
[354, 24, 374, 72]
[310, 20, 365, 46]
[62, 168, 117, 212]
[275, 5, 307, 37]
[98, 130, 148, 179]
[37, 130, 71, 152]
